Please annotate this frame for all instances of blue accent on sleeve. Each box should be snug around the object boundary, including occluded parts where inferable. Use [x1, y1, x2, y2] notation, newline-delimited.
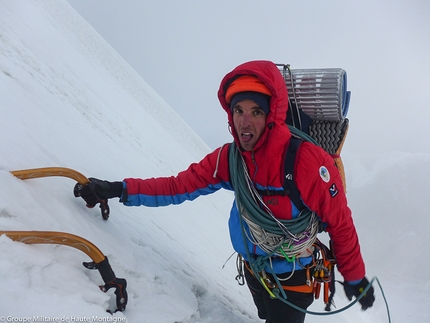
[347, 279, 362, 285]
[123, 181, 233, 207]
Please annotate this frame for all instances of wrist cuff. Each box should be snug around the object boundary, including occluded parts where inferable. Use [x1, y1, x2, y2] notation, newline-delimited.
[110, 181, 124, 198]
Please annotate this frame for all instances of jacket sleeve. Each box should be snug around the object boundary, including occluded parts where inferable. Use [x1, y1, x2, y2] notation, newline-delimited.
[122, 145, 232, 207]
[296, 142, 366, 282]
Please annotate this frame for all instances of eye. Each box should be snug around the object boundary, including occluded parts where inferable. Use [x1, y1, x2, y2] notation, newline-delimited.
[233, 107, 243, 114]
[253, 109, 264, 116]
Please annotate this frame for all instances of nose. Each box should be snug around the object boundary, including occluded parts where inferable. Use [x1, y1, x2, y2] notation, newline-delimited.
[240, 112, 252, 127]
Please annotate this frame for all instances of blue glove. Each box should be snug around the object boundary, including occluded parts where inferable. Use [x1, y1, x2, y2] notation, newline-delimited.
[343, 277, 375, 310]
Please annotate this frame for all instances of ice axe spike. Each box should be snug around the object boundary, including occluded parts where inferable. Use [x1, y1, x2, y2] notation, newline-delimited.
[10, 167, 110, 220]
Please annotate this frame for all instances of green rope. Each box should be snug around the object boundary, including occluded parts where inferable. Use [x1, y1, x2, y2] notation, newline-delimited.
[229, 142, 313, 236]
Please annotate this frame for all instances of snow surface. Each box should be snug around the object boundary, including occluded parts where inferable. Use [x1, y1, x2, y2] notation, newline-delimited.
[0, 1, 429, 322]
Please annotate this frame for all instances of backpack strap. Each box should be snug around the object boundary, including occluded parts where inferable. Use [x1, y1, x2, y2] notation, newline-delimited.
[255, 137, 306, 212]
[283, 137, 306, 211]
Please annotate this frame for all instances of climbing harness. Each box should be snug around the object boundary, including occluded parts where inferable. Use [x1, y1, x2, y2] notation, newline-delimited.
[243, 257, 314, 294]
[235, 238, 336, 306]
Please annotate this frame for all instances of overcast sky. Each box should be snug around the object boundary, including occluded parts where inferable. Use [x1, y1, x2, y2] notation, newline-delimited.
[66, 0, 430, 154]
[3, 2, 429, 320]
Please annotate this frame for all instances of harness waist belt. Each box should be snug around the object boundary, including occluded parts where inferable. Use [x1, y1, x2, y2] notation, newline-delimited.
[244, 261, 314, 294]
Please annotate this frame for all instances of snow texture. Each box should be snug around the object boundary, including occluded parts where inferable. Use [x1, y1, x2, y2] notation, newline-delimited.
[0, 1, 429, 322]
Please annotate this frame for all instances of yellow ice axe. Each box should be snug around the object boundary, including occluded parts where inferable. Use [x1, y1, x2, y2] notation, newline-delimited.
[10, 167, 110, 220]
[0, 230, 127, 312]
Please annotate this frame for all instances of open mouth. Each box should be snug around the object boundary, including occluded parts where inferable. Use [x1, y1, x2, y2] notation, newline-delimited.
[241, 132, 253, 142]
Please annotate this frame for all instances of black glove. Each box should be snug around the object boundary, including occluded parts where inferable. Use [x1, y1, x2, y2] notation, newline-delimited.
[74, 178, 124, 220]
[343, 277, 375, 310]
[74, 178, 123, 207]
[83, 257, 128, 312]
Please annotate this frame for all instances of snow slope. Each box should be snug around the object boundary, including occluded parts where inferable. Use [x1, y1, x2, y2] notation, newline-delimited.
[0, 1, 429, 322]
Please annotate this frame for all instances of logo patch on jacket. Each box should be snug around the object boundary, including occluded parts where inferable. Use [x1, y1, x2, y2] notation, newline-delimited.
[266, 197, 278, 205]
[319, 166, 330, 183]
[329, 183, 339, 197]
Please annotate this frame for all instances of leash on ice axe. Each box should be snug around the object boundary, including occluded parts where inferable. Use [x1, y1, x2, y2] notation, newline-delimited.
[11, 167, 110, 220]
[0, 230, 128, 312]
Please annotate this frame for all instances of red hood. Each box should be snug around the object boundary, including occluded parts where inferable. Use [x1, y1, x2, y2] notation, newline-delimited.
[218, 60, 291, 153]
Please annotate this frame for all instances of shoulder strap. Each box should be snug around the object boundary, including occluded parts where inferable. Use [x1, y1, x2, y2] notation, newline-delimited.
[283, 137, 306, 211]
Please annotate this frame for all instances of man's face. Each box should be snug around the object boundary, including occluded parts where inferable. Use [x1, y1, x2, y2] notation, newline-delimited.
[232, 100, 267, 151]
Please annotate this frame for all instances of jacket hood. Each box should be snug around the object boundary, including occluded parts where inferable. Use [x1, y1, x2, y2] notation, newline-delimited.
[218, 60, 291, 151]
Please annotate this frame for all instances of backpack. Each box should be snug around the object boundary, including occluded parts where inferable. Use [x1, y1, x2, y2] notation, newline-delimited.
[279, 64, 351, 310]
[276, 64, 351, 204]
[255, 65, 350, 209]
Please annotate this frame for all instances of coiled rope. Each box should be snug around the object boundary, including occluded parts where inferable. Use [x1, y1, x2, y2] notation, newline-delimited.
[229, 142, 319, 259]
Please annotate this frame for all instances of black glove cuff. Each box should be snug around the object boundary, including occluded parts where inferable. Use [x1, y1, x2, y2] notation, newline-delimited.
[119, 184, 128, 203]
[109, 181, 124, 199]
[96, 257, 116, 283]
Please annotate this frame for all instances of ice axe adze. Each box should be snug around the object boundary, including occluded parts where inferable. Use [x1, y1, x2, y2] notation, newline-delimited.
[0, 230, 128, 312]
[10, 167, 110, 220]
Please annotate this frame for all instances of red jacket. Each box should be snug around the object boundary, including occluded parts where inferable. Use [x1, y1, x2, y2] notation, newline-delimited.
[124, 60, 365, 282]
